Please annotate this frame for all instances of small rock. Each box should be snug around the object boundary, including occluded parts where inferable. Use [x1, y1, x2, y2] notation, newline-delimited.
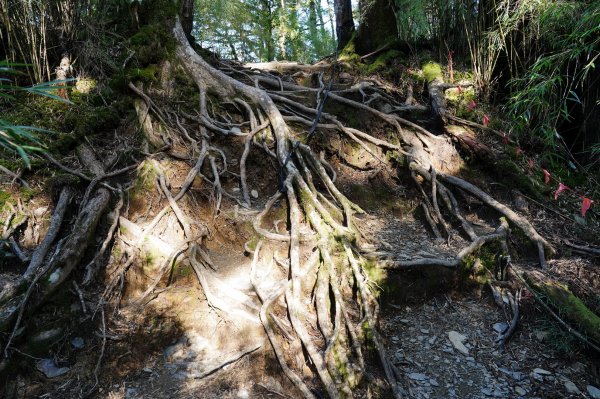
[493, 322, 509, 334]
[36, 359, 69, 378]
[339, 72, 353, 82]
[480, 387, 493, 396]
[448, 331, 469, 355]
[230, 127, 242, 135]
[408, 372, 428, 381]
[515, 386, 526, 395]
[125, 388, 138, 398]
[34, 206, 48, 217]
[498, 367, 525, 381]
[428, 336, 437, 345]
[237, 388, 250, 399]
[250, 189, 259, 198]
[533, 368, 552, 376]
[70, 337, 84, 349]
[465, 357, 475, 362]
[564, 380, 580, 394]
[429, 379, 439, 387]
[420, 329, 429, 334]
[534, 330, 549, 341]
[142, 367, 153, 373]
[588, 385, 600, 399]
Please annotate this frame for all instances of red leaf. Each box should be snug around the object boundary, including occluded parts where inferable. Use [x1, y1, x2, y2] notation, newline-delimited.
[482, 114, 490, 126]
[542, 169, 551, 184]
[467, 100, 477, 112]
[528, 158, 534, 169]
[515, 147, 524, 156]
[554, 182, 568, 200]
[502, 135, 509, 145]
[582, 197, 593, 217]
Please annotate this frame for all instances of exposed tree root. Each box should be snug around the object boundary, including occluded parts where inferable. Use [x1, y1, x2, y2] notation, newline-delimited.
[0, 16, 562, 398]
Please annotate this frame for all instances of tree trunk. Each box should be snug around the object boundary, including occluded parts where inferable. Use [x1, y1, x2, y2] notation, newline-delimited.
[180, 0, 194, 38]
[355, 0, 398, 54]
[333, 0, 354, 50]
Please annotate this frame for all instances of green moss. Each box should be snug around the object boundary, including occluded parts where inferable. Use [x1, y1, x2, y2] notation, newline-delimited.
[129, 65, 160, 83]
[362, 258, 386, 296]
[18, 187, 37, 202]
[129, 23, 176, 66]
[422, 61, 443, 83]
[0, 190, 12, 210]
[339, 33, 362, 64]
[445, 86, 476, 106]
[366, 49, 403, 74]
[128, 160, 159, 213]
[525, 273, 600, 343]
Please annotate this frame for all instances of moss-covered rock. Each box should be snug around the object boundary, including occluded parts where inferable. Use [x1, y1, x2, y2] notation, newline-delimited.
[525, 271, 600, 344]
[422, 61, 443, 83]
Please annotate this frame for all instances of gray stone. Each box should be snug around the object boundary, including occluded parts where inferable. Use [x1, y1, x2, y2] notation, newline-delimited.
[250, 189, 259, 198]
[533, 368, 552, 375]
[493, 322, 509, 334]
[448, 331, 469, 355]
[564, 380, 580, 394]
[499, 367, 526, 381]
[70, 337, 84, 349]
[409, 373, 428, 381]
[515, 386, 526, 396]
[480, 387, 493, 396]
[36, 359, 69, 378]
[588, 385, 600, 399]
[429, 379, 439, 387]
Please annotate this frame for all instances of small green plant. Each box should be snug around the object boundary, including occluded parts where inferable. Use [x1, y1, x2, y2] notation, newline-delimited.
[0, 60, 72, 167]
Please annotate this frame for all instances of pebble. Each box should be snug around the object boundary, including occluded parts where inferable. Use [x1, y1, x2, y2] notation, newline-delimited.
[493, 322, 508, 334]
[564, 380, 580, 394]
[70, 337, 84, 349]
[408, 372, 428, 381]
[448, 331, 469, 355]
[533, 368, 552, 375]
[588, 385, 600, 399]
[250, 189, 259, 198]
[36, 359, 69, 378]
[420, 329, 429, 334]
[498, 367, 526, 381]
[515, 386, 527, 395]
[429, 379, 439, 387]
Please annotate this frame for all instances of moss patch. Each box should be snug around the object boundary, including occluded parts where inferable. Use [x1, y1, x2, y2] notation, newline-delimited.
[525, 272, 600, 343]
[422, 61, 443, 83]
[366, 49, 403, 74]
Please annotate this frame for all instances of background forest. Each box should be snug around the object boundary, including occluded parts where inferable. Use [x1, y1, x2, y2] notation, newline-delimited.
[1, 0, 599, 172]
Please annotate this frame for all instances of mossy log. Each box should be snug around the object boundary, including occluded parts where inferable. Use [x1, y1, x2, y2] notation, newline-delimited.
[524, 270, 600, 344]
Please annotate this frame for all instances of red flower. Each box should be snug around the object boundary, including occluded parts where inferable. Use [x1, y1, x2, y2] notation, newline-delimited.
[542, 169, 551, 185]
[554, 182, 568, 200]
[467, 100, 477, 112]
[482, 114, 490, 126]
[581, 197, 593, 217]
